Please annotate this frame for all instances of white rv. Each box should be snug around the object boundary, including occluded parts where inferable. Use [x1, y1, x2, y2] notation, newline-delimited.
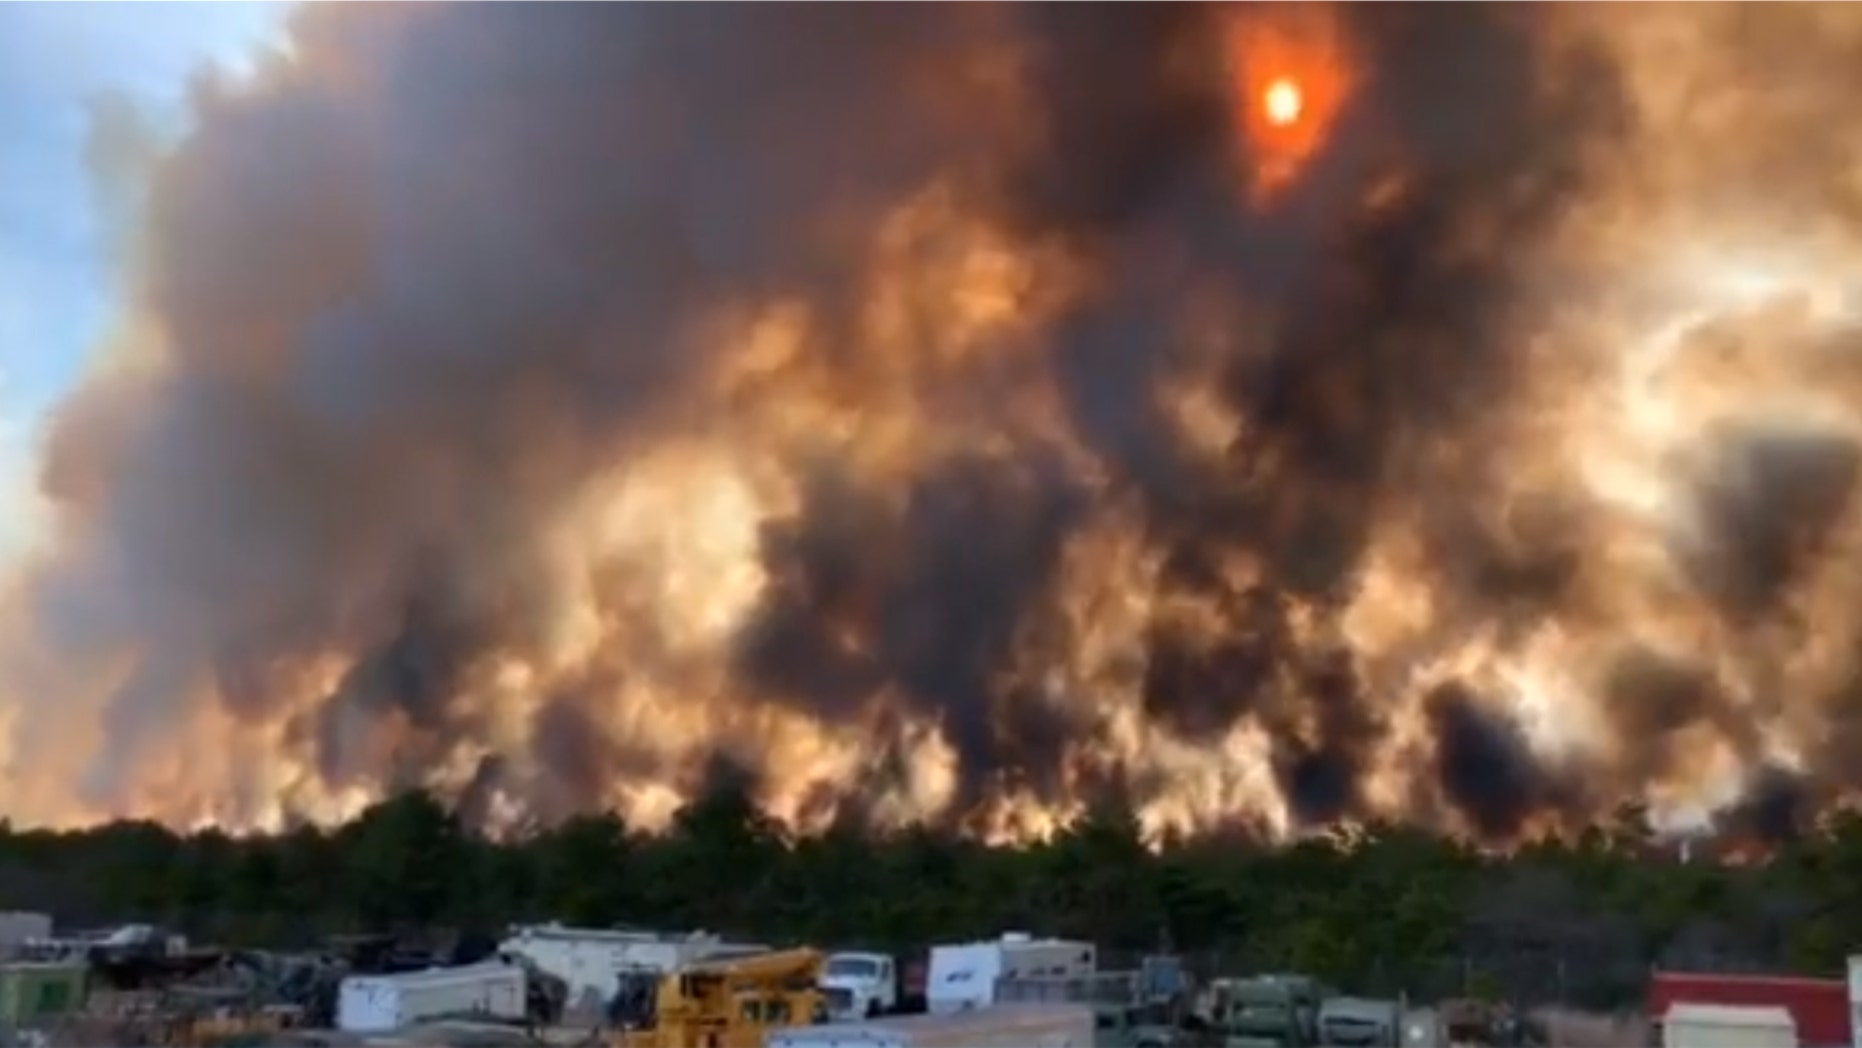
[924, 933, 1095, 1016]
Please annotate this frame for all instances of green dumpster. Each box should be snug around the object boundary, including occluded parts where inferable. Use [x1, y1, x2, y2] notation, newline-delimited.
[0, 962, 87, 1026]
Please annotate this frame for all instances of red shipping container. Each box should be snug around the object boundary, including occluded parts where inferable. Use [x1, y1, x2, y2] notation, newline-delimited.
[1648, 970, 1851, 1047]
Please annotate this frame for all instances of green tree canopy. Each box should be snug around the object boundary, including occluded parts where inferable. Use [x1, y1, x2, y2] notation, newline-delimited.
[0, 782, 1844, 1009]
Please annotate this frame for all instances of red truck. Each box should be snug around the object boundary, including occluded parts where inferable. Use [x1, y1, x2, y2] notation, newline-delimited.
[1648, 971, 1851, 1046]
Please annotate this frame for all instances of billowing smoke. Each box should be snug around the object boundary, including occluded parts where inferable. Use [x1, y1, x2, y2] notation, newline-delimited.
[6, 1, 1862, 844]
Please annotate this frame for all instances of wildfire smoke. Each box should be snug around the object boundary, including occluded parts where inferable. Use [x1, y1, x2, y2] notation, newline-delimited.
[3, 2, 1862, 846]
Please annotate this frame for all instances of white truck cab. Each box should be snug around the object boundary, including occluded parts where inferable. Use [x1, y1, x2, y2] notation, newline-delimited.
[822, 951, 899, 1020]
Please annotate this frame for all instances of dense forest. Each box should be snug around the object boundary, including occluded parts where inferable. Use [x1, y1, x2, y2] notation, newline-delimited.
[6, 775, 1862, 1011]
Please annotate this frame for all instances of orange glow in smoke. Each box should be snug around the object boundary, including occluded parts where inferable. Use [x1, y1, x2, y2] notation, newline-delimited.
[1225, 8, 1355, 204]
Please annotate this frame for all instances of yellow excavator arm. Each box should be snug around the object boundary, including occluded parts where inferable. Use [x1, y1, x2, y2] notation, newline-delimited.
[684, 948, 824, 983]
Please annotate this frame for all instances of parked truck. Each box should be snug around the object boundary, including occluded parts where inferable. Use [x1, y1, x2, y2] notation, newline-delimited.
[822, 952, 900, 1021]
[996, 955, 1201, 1048]
[1182, 975, 1408, 1048]
[1313, 996, 1399, 1047]
[1201, 975, 1325, 1047]
[765, 1002, 1095, 1048]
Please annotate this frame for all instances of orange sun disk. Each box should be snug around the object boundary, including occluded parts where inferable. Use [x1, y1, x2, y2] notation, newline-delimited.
[1263, 77, 1303, 127]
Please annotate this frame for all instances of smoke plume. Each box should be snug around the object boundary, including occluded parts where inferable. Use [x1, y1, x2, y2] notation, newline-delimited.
[6, 1, 1862, 844]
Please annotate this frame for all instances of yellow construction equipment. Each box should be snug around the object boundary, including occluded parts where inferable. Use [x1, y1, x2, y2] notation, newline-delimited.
[616, 947, 827, 1048]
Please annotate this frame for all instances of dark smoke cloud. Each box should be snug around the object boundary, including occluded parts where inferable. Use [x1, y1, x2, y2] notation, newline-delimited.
[14, 0, 1855, 842]
[1427, 682, 1582, 839]
[1686, 425, 1860, 622]
[1023, 4, 1633, 832]
[1716, 764, 1809, 844]
[742, 446, 1093, 809]
[1602, 649, 1742, 784]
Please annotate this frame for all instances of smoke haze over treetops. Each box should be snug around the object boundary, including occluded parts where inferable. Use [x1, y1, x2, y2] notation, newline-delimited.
[5, 1, 1862, 843]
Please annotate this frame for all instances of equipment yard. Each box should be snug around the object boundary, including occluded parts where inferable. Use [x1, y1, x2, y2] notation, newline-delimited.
[0, 916, 1838, 1048]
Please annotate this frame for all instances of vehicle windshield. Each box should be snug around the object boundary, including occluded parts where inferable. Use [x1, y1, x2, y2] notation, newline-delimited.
[826, 958, 881, 979]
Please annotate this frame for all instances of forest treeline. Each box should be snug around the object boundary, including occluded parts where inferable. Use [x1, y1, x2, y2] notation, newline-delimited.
[5, 776, 1862, 1009]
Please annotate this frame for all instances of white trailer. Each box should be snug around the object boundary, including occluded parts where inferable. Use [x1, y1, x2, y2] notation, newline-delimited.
[925, 933, 1095, 1015]
[499, 924, 766, 1012]
[1660, 1002, 1796, 1048]
[336, 959, 528, 1033]
[766, 1003, 1094, 1048]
